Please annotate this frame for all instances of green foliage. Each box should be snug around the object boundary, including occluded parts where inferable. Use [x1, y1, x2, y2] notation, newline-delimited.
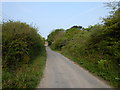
[65, 27, 81, 39]
[47, 29, 64, 46]
[2, 51, 46, 88]
[2, 21, 44, 70]
[2, 21, 46, 88]
[70, 25, 83, 30]
[51, 37, 68, 50]
[47, 7, 120, 88]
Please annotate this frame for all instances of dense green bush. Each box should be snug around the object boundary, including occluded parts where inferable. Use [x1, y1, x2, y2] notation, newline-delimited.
[47, 29, 64, 46]
[2, 51, 46, 88]
[47, 7, 120, 88]
[2, 21, 44, 71]
[2, 21, 46, 88]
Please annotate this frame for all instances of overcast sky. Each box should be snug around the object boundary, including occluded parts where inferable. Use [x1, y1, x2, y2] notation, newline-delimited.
[2, 2, 110, 39]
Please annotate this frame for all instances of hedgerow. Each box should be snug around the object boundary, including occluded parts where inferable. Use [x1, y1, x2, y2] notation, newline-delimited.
[2, 21, 46, 88]
[47, 5, 120, 88]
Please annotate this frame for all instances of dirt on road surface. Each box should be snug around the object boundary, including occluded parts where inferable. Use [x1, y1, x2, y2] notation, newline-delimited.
[38, 47, 111, 88]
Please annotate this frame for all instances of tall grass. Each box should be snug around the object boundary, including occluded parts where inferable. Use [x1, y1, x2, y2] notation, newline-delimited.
[2, 51, 46, 88]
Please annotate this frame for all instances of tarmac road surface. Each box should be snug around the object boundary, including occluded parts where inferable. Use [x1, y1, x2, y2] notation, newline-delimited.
[38, 47, 111, 88]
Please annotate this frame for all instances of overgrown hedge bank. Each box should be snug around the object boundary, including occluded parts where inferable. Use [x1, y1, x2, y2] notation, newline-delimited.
[2, 21, 46, 88]
[47, 7, 120, 88]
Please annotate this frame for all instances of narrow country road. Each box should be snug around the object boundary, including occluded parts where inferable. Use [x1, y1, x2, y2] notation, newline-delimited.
[38, 47, 111, 88]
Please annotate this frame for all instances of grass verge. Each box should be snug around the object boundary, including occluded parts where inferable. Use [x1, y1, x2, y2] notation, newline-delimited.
[2, 51, 46, 88]
[55, 50, 119, 89]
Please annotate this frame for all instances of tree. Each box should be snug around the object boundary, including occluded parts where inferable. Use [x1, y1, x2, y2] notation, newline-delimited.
[47, 29, 65, 46]
[71, 25, 82, 30]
